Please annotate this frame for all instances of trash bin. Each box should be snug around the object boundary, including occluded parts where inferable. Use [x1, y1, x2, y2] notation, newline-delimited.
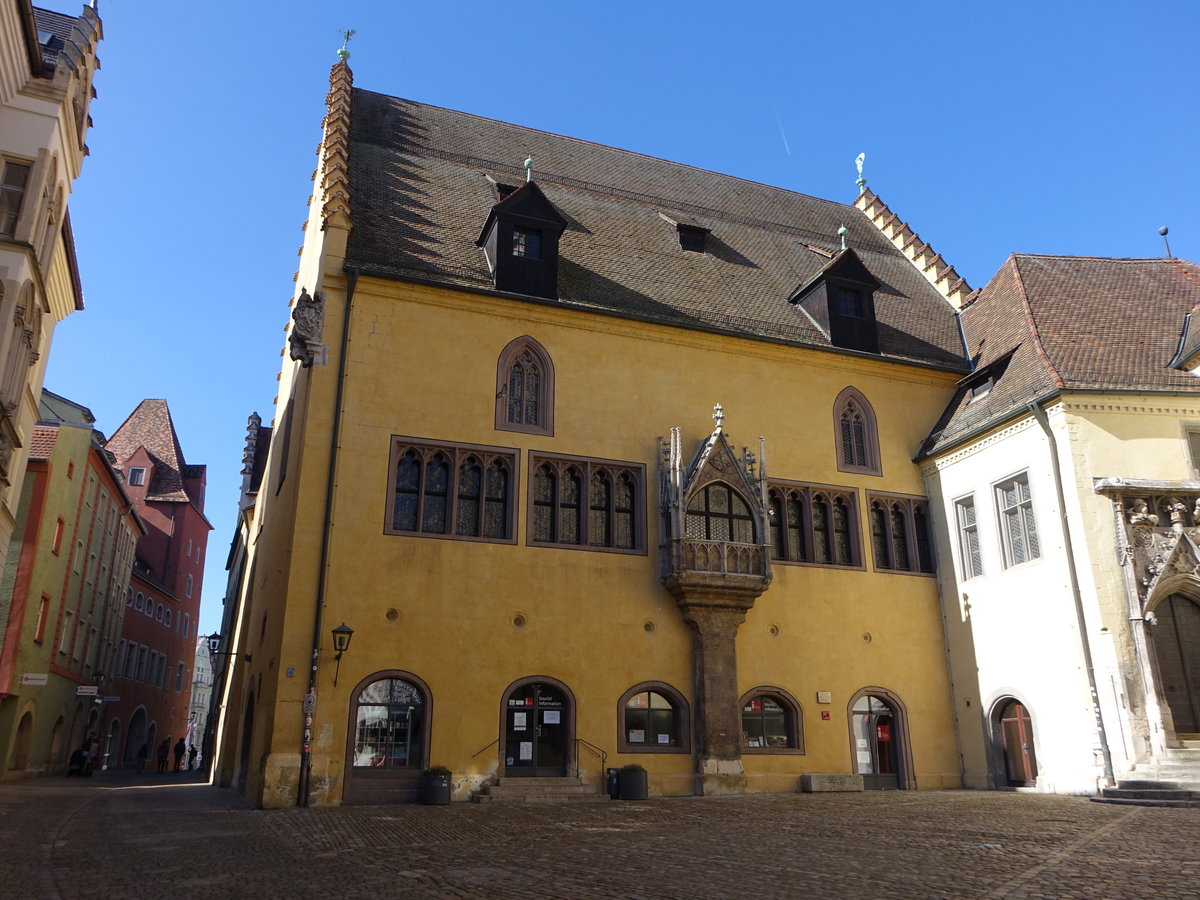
[606, 767, 620, 799]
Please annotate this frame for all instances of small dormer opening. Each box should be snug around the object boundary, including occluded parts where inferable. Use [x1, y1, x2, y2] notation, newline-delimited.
[835, 286, 865, 319]
[677, 223, 708, 253]
[513, 227, 542, 260]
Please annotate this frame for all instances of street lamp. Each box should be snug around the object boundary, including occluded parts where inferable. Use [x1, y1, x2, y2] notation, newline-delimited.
[331, 622, 354, 686]
[206, 632, 252, 663]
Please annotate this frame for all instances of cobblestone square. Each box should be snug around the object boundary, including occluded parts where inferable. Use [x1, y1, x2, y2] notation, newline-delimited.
[2, 772, 1198, 899]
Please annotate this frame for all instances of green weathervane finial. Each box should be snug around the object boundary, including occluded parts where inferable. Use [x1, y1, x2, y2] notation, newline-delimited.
[524, 156, 534, 183]
[837, 225, 848, 251]
[337, 28, 356, 61]
[854, 152, 867, 195]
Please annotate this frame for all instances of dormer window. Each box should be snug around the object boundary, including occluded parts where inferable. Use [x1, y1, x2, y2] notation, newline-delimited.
[513, 227, 542, 259]
[477, 180, 568, 300]
[677, 224, 708, 253]
[789, 249, 881, 354]
[835, 287, 865, 319]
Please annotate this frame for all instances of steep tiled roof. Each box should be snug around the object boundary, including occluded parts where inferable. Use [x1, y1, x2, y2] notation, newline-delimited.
[104, 399, 193, 502]
[28, 425, 58, 461]
[920, 255, 1200, 456]
[32, 6, 76, 70]
[345, 89, 967, 370]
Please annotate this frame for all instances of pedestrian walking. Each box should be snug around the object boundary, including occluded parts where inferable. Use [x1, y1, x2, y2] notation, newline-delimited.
[155, 739, 170, 773]
[173, 737, 186, 772]
[187, 744, 198, 770]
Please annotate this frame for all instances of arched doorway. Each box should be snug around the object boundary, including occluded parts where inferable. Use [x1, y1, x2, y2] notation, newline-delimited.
[10, 711, 33, 771]
[105, 718, 122, 772]
[1151, 593, 1200, 736]
[342, 673, 431, 805]
[848, 689, 910, 790]
[48, 716, 65, 770]
[237, 694, 254, 795]
[501, 678, 574, 777]
[125, 707, 148, 769]
[995, 698, 1038, 787]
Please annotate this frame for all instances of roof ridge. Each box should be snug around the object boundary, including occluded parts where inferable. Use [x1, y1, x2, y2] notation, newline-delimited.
[1009, 256, 1066, 390]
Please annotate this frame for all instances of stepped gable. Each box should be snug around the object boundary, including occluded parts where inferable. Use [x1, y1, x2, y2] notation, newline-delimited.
[854, 190, 971, 308]
[345, 89, 967, 369]
[104, 399, 193, 503]
[920, 255, 1200, 457]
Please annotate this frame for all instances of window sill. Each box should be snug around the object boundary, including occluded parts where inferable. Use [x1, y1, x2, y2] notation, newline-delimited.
[741, 747, 806, 756]
[529, 540, 646, 556]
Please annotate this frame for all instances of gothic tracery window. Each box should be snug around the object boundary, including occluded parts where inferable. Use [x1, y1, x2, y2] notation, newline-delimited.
[496, 336, 554, 436]
[833, 386, 881, 475]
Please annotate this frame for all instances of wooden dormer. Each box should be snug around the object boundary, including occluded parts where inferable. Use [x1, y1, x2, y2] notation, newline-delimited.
[476, 180, 568, 301]
[789, 248, 881, 355]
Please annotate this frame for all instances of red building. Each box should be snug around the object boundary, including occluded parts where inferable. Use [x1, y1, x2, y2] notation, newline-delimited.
[104, 400, 211, 768]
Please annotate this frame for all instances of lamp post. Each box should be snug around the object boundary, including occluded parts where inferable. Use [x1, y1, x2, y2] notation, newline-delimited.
[207, 632, 252, 663]
[331, 622, 354, 686]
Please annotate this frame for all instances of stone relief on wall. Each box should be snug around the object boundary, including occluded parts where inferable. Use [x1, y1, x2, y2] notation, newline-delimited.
[289, 288, 326, 367]
[1116, 491, 1200, 605]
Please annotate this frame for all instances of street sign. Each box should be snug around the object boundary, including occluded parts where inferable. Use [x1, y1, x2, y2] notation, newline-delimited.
[75, 685, 98, 696]
[101, 695, 120, 702]
[20, 673, 48, 686]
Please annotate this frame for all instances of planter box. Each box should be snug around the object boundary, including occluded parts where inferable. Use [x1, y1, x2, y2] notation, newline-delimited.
[618, 769, 648, 800]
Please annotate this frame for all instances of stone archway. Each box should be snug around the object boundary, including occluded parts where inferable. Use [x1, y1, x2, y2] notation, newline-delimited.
[11, 711, 33, 772]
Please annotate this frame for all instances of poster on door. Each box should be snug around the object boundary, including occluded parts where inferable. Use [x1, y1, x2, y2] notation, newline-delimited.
[519, 741, 533, 760]
[513, 712, 527, 731]
[543, 710, 560, 724]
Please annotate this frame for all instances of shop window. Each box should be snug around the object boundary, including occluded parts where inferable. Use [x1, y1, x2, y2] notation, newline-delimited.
[617, 683, 690, 753]
[386, 439, 517, 543]
[529, 454, 644, 553]
[740, 688, 804, 753]
[351, 675, 428, 769]
[495, 336, 554, 436]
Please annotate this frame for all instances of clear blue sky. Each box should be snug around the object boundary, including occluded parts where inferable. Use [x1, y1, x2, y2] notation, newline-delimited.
[43, 0, 1200, 638]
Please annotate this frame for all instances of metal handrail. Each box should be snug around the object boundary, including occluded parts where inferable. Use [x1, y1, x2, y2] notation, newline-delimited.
[471, 737, 499, 758]
[573, 737, 607, 788]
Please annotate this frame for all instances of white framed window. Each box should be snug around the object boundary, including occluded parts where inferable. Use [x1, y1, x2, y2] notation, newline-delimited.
[1185, 425, 1200, 479]
[955, 495, 982, 580]
[127, 467, 146, 487]
[995, 472, 1040, 568]
[182, 613, 190, 638]
[185, 574, 193, 598]
[0, 159, 33, 237]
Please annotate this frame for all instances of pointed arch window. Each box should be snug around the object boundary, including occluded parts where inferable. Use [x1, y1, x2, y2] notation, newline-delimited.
[768, 481, 860, 567]
[496, 336, 555, 436]
[529, 453, 644, 553]
[868, 492, 935, 574]
[686, 482, 755, 543]
[833, 386, 881, 476]
[386, 438, 517, 543]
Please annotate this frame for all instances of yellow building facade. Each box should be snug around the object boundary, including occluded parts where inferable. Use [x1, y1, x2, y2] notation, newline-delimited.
[215, 61, 973, 806]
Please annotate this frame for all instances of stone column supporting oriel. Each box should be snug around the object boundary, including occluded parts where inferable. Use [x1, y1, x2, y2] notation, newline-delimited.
[659, 409, 772, 795]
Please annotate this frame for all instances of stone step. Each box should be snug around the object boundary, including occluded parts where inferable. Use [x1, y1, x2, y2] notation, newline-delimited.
[1103, 787, 1200, 801]
[1091, 795, 1200, 808]
[471, 776, 609, 804]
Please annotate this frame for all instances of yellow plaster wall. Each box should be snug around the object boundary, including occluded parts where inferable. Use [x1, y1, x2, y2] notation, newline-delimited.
[250, 276, 963, 803]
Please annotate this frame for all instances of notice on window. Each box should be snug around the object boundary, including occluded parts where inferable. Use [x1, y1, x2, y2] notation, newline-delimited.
[520, 741, 533, 761]
[628, 730, 645, 743]
[513, 712, 527, 730]
[657, 734, 670, 745]
[543, 710, 560, 725]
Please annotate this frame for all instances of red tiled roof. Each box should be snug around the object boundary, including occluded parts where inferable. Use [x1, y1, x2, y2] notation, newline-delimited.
[920, 255, 1200, 456]
[27, 425, 58, 460]
[104, 399, 199, 504]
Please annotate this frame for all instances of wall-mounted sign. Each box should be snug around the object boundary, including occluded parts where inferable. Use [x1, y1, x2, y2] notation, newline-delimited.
[543, 710, 560, 724]
[816, 691, 832, 704]
[20, 674, 48, 686]
[302, 691, 317, 714]
[75, 685, 98, 696]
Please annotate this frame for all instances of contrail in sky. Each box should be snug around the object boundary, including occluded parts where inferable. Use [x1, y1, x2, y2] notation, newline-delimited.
[773, 106, 791, 156]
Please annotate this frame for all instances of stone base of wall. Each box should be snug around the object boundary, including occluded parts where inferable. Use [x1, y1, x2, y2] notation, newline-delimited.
[800, 773, 864, 792]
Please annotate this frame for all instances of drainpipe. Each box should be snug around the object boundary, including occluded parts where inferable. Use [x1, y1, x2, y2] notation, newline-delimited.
[297, 267, 359, 807]
[1026, 401, 1116, 787]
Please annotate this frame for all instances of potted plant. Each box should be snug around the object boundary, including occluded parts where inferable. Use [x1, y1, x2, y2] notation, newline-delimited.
[618, 763, 648, 800]
[421, 765, 452, 805]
